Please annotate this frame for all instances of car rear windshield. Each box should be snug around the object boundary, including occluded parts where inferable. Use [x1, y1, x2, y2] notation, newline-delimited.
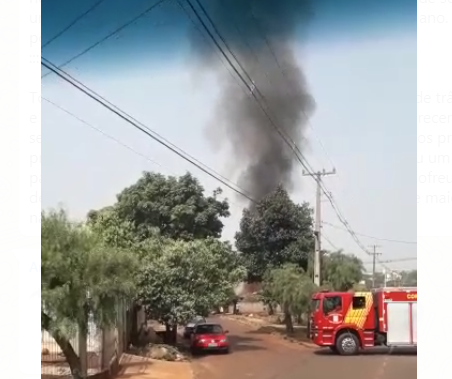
[195, 324, 223, 334]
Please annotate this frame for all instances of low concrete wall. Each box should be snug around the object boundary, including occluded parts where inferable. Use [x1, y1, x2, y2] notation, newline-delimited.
[232, 301, 282, 315]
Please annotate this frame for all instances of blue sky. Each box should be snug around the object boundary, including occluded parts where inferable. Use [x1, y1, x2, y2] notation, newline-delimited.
[41, 0, 416, 272]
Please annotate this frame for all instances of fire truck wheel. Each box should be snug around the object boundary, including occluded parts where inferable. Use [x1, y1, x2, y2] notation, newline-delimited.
[336, 333, 360, 356]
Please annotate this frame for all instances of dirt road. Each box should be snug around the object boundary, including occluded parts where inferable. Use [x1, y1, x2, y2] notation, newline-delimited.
[192, 316, 416, 379]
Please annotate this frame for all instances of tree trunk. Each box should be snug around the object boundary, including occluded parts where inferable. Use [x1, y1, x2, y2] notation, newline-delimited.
[268, 303, 274, 316]
[283, 306, 294, 334]
[164, 323, 178, 345]
[232, 299, 238, 315]
[171, 325, 178, 345]
[42, 312, 82, 379]
[164, 322, 172, 344]
[296, 313, 302, 325]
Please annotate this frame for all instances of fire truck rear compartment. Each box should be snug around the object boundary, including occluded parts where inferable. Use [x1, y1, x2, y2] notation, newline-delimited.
[386, 301, 417, 346]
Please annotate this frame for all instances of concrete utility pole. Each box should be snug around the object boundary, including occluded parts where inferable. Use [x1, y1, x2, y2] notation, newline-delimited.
[369, 244, 382, 288]
[302, 168, 336, 286]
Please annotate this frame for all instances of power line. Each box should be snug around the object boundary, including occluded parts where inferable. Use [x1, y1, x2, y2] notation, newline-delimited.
[176, 0, 250, 95]
[237, 15, 376, 265]
[41, 56, 256, 203]
[322, 221, 417, 245]
[184, 0, 312, 167]
[43, 52, 249, 200]
[227, 10, 378, 266]
[316, 185, 390, 270]
[41, 0, 167, 79]
[42, 0, 386, 273]
[246, 11, 338, 172]
[322, 234, 339, 251]
[182, 0, 386, 270]
[42, 0, 107, 49]
[179, 1, 348, 243]
[44, 74, 347, 272]
[41, 96, 165, 170]
[42, 95, 248, 213]
[363, 257, 417, 265]
[182, 1, 370, 269]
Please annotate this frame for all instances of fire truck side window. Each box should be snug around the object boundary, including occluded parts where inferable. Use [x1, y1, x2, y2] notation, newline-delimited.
[323, 296, 342, 315]
[352, 296, 366, 309]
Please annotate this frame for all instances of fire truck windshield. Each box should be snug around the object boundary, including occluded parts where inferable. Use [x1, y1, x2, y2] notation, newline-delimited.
[322, 296, 342, 315]
[311, 298, 320, 312]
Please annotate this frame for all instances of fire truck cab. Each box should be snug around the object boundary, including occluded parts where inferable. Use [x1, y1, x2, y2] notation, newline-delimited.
[309, 287, 417, 355]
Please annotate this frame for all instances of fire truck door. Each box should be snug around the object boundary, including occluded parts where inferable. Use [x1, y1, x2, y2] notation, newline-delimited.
[323, 295, 344, 325]
[386, 302, 413, 345]
[316, 295, 344, 345]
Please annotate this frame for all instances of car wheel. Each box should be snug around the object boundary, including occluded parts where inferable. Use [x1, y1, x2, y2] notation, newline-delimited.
[336, 333, 360, 356]
[223, 347, 230, 354]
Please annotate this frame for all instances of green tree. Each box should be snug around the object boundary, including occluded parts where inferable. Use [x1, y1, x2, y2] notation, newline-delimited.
[89, 172, 230, 243]
[235, 186, 314, 280]
[87, 206, 138, 248]
[41, 209, 138, 379]
[400, 269, 417, 286]
[321, 251, 364, 291]
[262, 264, 317, 333]
[137, 237, 245, 343]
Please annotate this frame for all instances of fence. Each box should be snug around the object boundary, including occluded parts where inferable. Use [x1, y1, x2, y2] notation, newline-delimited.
[41, 301, 135, 379]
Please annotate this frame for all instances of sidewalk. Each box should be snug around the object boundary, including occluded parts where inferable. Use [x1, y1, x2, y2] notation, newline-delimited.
[117, 354, 193, 379]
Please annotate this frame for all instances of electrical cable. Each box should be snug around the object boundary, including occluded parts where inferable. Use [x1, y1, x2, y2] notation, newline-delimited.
[322, 234, 339, 251]
[41, 57, 256, 203]
[175, 0, 251, 95]
[42, 1, 397, 270]
[42, 95, 248, 213]
[362, 257, 417, 265]
[183, 0, 388, 268]
[184, 0, 317, 175]
[41, 96, 165, 170]
[41, 0, 167, 79]
[322, 221, 417, 245]
[242, 16, 396, 267]
[42, 0, 107, 49]
[44, 48, 252, 201]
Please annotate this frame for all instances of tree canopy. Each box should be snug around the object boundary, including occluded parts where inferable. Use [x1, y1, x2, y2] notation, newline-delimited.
[137, 237, 246, 340]
[398, 269, 417, 286]
[261, 264, 317, 333]
[321, 251, 364, 291]
[88, 172, 230, 242]
[235, 186, 314, 280]
[41, 209, 138, 378]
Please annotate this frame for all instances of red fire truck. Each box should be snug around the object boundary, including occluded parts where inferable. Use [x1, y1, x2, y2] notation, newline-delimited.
[309, 287, 417, 355]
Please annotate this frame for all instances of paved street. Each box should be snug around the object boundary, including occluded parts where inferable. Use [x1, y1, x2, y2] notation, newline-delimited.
[192, 317, 417, 379]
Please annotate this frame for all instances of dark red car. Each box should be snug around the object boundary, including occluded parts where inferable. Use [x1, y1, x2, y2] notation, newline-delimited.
[190, 323, 230, 354]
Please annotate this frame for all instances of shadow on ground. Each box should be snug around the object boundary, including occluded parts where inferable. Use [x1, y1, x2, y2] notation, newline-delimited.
[314, 346, 417, 357]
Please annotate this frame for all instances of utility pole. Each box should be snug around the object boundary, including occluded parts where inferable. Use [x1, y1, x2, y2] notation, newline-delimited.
[302, 168, 336, 286]
[369, 244, 382, 288]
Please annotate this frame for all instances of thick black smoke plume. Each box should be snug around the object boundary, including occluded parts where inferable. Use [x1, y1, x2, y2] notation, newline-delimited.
[188, 0, 315, 202]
